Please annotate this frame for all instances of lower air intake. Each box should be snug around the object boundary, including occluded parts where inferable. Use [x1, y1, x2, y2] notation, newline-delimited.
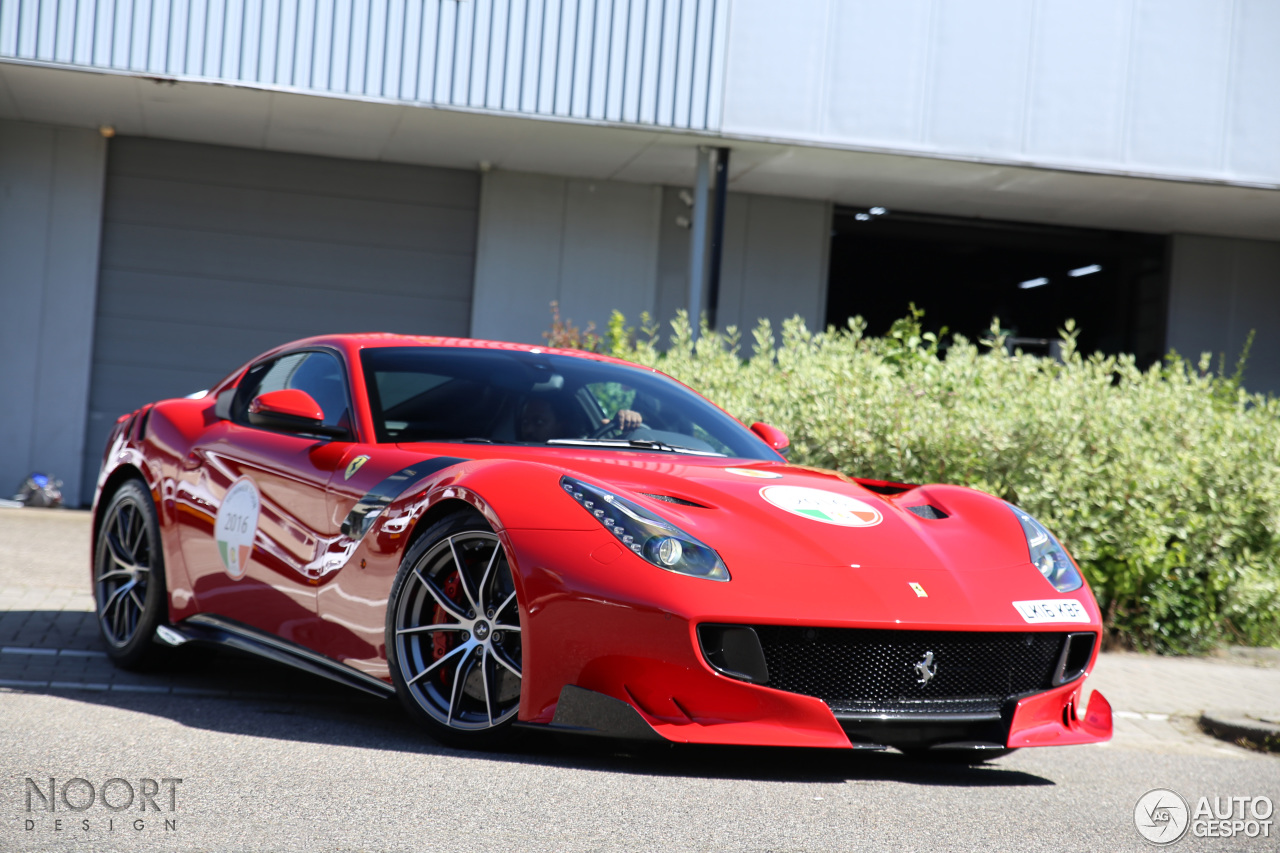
[752, 627, 1071, 718]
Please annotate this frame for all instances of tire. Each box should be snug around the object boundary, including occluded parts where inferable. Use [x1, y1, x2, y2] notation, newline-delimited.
[93, 479, 169, 670]
[386, 512, 523, 750]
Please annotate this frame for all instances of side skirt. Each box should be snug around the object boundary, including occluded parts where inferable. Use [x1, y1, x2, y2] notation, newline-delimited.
[155, 614, 396, 699]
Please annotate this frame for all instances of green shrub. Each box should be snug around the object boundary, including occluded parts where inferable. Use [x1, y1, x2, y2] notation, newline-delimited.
[606, 309, 1280, 653]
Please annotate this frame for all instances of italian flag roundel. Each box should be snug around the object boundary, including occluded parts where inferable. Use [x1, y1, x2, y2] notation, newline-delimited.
[759, 485, 883, 527]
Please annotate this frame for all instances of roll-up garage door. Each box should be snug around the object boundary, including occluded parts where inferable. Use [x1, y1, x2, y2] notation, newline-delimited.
[82, 137, 479, 504]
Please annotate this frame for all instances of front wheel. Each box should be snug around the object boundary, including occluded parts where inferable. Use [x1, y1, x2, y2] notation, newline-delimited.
[93, 479, 169, 669]
[386, 513, 523, 749]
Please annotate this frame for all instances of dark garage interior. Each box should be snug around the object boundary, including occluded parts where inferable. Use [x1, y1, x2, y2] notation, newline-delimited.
[825, 209, 1170, 366]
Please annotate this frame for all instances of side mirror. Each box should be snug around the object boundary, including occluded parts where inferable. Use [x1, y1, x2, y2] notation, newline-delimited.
[248, 389, 347, 438]
[750, 422, 791, 457]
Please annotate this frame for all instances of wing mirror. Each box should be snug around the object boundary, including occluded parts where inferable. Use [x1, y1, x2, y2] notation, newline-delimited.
[750, 422, 791, 457]
[248, 389, 347, 438]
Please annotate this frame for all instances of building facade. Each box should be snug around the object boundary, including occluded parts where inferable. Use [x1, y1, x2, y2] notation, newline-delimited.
[2, 0, 1279, 505]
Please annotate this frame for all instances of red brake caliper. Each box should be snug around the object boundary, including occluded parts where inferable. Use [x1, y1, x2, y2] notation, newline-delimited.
[432, 571, 461, 685]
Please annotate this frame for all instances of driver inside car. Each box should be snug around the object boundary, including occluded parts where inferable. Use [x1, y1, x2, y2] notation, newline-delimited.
[517, 394, 645, 443]
[516, 396, 574, 443]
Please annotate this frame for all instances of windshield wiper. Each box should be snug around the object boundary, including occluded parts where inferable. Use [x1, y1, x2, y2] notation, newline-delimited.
[546, 438, 725, 457]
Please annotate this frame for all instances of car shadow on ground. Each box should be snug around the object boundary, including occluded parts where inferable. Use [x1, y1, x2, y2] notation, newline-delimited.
[1, 610, 1054, 789]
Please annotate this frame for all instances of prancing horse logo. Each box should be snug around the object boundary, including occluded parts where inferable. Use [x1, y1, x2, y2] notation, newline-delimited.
[915, 651, 937, 685]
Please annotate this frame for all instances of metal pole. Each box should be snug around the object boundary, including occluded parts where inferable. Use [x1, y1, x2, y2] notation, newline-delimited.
[706, 147, 730, 330]
[687, 146, 712, 342]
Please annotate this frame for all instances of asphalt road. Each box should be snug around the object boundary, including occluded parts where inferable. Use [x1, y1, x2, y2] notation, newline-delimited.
[3, 507, 1278, 853]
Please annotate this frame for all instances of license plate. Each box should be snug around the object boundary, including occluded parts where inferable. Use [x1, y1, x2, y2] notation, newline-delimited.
[1012, 599, 1090, 624]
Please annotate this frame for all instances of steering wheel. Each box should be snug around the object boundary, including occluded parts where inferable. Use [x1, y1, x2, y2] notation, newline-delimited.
[590, 419, 627, 439]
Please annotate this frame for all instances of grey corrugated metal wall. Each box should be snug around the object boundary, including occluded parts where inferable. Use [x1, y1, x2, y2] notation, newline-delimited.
[82, 136, 479, 503]
[0, 0, 728, 130]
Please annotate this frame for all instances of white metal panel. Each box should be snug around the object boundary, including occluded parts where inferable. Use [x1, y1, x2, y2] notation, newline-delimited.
[0, 0, 725, 129]
[1126, 0, 1234, 173]
[713, 194, 828, 335]
[558, 177, 660, 327]
[85, 136, 479, 502]
[927, 0, 1034, 154]
[721, 0, 1280, 186]
[470, 168, 660, 343]
[720, 0, 825, 136]
[823, 0, 932, 145]
[1023, 0, 1131, 164]
[470, 170, 567, 343]
[0, 120, 106, 508]
[1167, 234, 1280, 393]
[1225, 0, 1280, 182]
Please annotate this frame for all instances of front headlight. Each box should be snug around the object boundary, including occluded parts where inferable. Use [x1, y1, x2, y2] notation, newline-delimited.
[561, 476, 729, 581]
[1006, 504, 1083, 593]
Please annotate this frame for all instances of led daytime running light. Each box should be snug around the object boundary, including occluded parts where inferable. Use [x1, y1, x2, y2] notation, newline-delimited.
[561, 476, 729, 581]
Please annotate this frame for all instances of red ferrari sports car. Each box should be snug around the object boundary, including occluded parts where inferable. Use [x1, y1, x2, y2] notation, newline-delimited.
[92, 333, 1111, 756]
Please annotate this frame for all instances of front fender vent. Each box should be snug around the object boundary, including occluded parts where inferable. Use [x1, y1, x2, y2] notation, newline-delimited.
[641, 493, 708, 508]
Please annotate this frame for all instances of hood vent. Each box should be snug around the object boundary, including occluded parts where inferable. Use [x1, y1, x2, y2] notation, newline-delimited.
[857, 478, 915, 495]
[906, 504, 948, 520]
[641, 493, 708, 508]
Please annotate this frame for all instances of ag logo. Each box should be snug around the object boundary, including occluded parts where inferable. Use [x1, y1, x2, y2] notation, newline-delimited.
[215, 478, 260, 579]
[759, 485, 883, 527]
[1134, 788, 1190, 844]
[345, 455, 370, 480]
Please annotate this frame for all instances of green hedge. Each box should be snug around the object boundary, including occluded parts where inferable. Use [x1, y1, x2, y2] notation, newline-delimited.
[603, 310, 1280, 653]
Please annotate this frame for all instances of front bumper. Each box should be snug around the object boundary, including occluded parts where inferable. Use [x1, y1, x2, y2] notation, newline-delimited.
[510, 529, 1113, 750]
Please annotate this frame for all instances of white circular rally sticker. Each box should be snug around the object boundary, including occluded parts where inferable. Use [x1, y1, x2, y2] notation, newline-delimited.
[725, 467, 782, 479]
[215, 478, 260, 579]
[760, 485, 883, 527]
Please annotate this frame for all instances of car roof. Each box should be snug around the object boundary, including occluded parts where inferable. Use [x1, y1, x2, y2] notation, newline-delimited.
[281, 333, 639, 368]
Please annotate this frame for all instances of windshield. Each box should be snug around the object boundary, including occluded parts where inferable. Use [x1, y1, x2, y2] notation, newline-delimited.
[360, 347, 779, 460]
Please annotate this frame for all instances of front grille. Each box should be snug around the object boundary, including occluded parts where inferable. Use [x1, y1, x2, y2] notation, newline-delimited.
[753, 627, 1067, 717]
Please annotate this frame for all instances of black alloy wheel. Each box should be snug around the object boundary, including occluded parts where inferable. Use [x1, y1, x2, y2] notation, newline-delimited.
[386, 512, 523, 749]
[93, 479, 169, 669]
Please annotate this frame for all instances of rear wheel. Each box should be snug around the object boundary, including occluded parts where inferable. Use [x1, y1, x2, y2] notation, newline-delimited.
[94, 479, 168, 669]
[386, 513, 523, 749]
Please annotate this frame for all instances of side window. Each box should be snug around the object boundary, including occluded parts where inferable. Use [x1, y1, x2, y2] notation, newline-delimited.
[232, 351, 351, 432]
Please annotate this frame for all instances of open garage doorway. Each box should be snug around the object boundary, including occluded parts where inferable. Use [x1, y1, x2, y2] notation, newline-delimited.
[825, 209, 1169, 365]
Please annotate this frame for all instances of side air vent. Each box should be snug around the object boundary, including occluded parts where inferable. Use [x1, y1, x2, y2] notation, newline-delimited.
[641, 493, 708, 508]
[1052, 632, 1097, 685]
[906, 504, 948, 520]
[698, 625, 771, 684]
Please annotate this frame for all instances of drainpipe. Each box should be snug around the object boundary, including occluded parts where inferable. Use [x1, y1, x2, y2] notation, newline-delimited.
[687, 146, 712, 342]
[706, 147, 731, 331]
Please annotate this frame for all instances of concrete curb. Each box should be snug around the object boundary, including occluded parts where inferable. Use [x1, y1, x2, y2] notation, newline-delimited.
[1199, 710, 1280, 753]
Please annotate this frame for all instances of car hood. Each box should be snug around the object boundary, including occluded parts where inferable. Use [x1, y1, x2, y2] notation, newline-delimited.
[396, 444, 1096, 628]
[402, 443, 1030, 573]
